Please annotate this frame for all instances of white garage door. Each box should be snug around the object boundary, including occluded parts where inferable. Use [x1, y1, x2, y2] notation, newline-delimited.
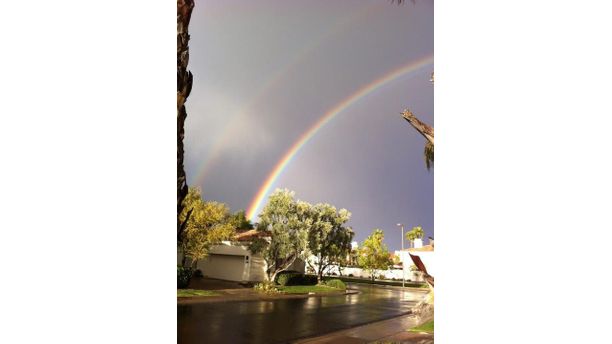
[201, 254, 245, 281]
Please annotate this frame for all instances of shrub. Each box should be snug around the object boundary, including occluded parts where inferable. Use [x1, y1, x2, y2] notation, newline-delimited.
[378, 274, 386, 280]
[302, 274, 318, 285]
[275, 271, 299, 285]
[323, 279, 346, 290]
[348, 274, 354, 277]
[177, 266, 193, 289]
[193, 269, 203, 278]
[276, 273, 297, 286]
[276, 271, 317, 286]
[254, 282, 280, 294]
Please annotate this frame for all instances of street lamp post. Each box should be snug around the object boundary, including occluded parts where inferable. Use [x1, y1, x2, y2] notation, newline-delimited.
[397, 223, 405, 288]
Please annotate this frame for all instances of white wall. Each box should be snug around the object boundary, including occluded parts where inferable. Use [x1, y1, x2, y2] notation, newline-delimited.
[183, 243, 306, 282]
[395, 250, 435, 278]
[409, 251, 435, 277]
[307, 261, 424, 282]
[199, 254, 246, 281]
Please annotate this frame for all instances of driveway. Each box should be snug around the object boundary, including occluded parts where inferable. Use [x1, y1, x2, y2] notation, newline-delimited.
[177, 283, 428, 344]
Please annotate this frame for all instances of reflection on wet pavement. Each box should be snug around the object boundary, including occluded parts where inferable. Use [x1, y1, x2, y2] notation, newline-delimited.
[178, 283, 428, 344]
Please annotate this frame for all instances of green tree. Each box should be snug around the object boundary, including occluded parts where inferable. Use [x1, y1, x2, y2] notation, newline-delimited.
[306, 203, 354, 283]
[358, 229, 393, 280]
[229, 210, 254, 230]
[178, 187, 235, 267]
[248, 189, 310, 281]
[405, 226, 425, 247]
[392, 254, 401, 267]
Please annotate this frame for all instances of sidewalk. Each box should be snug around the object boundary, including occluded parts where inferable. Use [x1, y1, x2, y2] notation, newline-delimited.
[293, 314, 433, 344]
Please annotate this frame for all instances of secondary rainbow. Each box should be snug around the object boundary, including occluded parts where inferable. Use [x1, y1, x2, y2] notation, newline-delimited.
[192, 3, 383, 188]
[246, 55, 434, 221]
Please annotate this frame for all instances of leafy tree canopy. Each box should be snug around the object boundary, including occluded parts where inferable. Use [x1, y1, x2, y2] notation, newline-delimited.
[249, 189, 310, 281]
[178, 187, 235, 266]
[358, 229, 393, 279]
[229, 210, 254, 230]
[405, 226, 425, 242]
[306, 203, 354, 282]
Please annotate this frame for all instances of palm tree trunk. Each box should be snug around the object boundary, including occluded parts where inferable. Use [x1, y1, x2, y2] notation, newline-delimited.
[177, 0, 195, 241]
[401, 109, 434, 169]
[401, 109, 434, 145]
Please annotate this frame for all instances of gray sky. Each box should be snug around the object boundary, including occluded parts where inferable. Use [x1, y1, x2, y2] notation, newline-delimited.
[184, 0, 433, 251]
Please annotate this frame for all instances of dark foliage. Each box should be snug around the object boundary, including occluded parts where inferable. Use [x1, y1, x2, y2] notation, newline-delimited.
[177, 266, 193, 289]
[276, 271, 317, 286]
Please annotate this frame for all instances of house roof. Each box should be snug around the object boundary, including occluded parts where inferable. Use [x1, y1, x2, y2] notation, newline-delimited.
[407, 244, 434, 252]
[233, 229, 270, 242]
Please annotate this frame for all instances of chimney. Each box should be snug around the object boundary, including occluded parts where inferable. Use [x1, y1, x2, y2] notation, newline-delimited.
[414, 238, 423, 248]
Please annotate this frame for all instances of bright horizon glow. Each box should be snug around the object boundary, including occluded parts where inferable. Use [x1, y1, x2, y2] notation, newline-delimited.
[246, 55, 434, 222]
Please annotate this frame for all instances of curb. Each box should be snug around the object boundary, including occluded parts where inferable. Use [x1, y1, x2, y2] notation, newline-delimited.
[177, 289, 359, 305]
[347, 282, 429, 292]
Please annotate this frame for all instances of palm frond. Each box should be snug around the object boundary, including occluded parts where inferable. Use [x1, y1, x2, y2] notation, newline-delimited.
[424, 141, 434, 170]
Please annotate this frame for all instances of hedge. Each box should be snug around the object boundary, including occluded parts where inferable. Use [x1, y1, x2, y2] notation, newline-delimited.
[276, 271, 317, 286]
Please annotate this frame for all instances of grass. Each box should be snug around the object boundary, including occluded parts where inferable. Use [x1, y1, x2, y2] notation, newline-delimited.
[324, 275, 429, 288]
[177, 289, 219, 298]
[409, 320, 434, 334]
[277, 285, 344, 294]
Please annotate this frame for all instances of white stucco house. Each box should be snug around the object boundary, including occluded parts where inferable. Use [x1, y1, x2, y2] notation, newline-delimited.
[395, 237, 435, 282]
[179, 229, 305, 283]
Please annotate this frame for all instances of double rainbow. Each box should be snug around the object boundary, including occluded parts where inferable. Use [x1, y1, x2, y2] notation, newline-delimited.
[246, 55, 433, 221]
[192, 3, 383, 188]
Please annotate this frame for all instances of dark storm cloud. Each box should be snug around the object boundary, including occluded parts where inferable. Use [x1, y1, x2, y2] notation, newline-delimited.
[184, 0, 433, 251]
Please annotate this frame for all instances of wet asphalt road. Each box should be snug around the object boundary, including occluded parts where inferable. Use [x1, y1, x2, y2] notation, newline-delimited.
[177, 283, 428, 344]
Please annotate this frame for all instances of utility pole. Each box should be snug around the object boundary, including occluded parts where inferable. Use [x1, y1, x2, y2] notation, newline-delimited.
[397, 223, 405, 288]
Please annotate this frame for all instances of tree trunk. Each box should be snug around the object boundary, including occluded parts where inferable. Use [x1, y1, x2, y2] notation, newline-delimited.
[401, 109, 434, 145]
[177, 0, 195, 242]
[270, 255, 297, 283]
[317, 255, 323, 283]
[181, 254, 187, 268]
[266, 260, 275, 281]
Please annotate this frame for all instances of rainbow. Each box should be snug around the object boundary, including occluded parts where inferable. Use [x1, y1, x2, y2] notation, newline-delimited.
[246, 55, 433, 221]
[192, 3, 384, 188]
